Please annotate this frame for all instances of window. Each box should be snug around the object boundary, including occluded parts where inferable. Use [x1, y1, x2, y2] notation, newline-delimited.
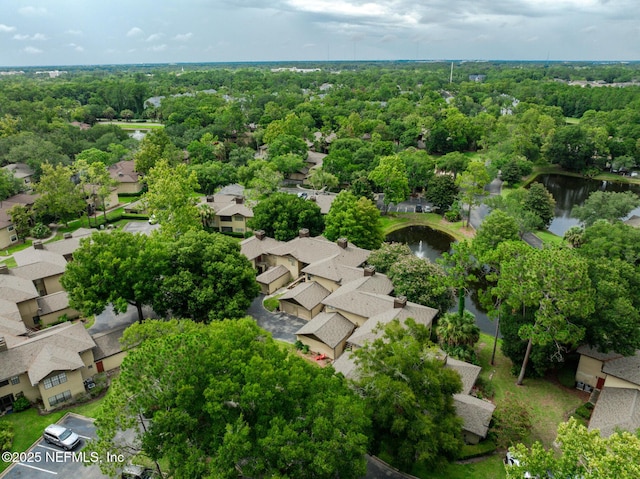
[233, 215, 243, 221]
[220, 216, 232, 222]
[43, 372, 67, 390]
[234, 228, 244, 233]
[0, 379, 8, 388]
[10, 235, 17, 243]
[7, 226, 14, 232]
[221, 226, 233, 233]
[48, 390, 72, 407]
[10, 376, 19, 385]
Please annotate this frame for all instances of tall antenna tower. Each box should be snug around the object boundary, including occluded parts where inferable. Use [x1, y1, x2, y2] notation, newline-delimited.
[449, 62, 454, 83]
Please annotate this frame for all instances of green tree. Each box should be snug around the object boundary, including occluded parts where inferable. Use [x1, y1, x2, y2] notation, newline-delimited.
[75, 160, 117, 224]
[92, 319, 369, 479]
[349, 175, 375, 201]
[576, 220, 640, 263]
[306, 167, 338, 192]
[572, 190, 640, 227]
[352, 318, 464, 470]
[143, 159, 201, 237]
[388, 255, 456, 314]
[425, 174, 458, 212]
[75, 147, 112, 165]
[248, 192, 324, 241]
[473, 210, 521, 260]
[436, 152, 469, 179]
[269, 152, 305, 175]
[323, 191, 384, 250]
[492, 392, 532, 449]
[368, 154, 410, 214]
[248, 163, 284, 198]
[456, 160, 490, 228]
[399, 148, 435, 192]
[494, 246, 595, 385]
[366, 242, 413, 274]
[523, 182, 556, 228]
[61, 232, 166, 323]
[153, 230, 259, 322]
[506, 417, 640, 479]
[34, 163, 85, 226]
[133, 129, 182, 175]
[8, 204, 32, 241]
[543, 125, 596, 171]
[0, 168, 23, 201]
[435, 310, 480, 362]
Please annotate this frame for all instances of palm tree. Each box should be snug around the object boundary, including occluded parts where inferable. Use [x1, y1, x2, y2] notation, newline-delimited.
[436, 310, 480, 350]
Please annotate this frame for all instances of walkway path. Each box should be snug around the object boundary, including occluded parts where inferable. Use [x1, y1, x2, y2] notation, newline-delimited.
[246, 295, 306, 343]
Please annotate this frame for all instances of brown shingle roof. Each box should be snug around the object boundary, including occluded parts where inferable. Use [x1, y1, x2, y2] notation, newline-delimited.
[267, 236, 370, 268]
[92, 325, 128, 361]
[346, 304, 437, 347]
[577, 345, 623, 362]
[0, 322, 95, 386]
[331, 351, 359, 380]
[256, 265, 290, 285]
[36, 292, 71, 315]
[589, 387, 640, 437]
[109, 160, 140, 183]
[279, 281, 331, 311]
[446, 357, 482, 395]
[302, 261, 370, 284]
[602, 350, 640, 386]
[240, 235, 285, 261]
[0, 273, 39, 302]
[453, 394, 496, 439]
[296, 312, 355, 348]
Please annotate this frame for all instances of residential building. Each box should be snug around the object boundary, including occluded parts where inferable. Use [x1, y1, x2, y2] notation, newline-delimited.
[0, 193, 38, 250]
[576, 346, 640, 437]
[2, 163, 35, 190]
[109, 160, 143, 194]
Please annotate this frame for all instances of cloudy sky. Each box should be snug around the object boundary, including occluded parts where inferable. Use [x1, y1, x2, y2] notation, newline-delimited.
[0, 0, 638, 67]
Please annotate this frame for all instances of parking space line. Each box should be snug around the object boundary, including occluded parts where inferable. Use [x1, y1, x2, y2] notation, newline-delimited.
[35, 444, 61, 452]
[16, 462, 58, 475]
[76, 434, 92, 440]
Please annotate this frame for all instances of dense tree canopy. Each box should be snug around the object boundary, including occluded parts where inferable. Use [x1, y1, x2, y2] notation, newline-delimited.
[248, 192, 324, 241]
[93, 318, 370, 479]
[352, 319, 463, 471]
[572, 190, 640, 227]
[506, 418, 640, 479]
[152, 230, 259, 322]
[34, 163, 86, 225]
[323, 190, 384, 250]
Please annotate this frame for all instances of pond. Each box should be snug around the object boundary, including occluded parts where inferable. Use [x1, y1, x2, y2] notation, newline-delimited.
[534, 174, 640, 236]
[385, 226, 497, 336]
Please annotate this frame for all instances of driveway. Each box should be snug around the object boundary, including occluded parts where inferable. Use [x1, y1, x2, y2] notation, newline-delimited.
[365, 456, 418, 479]
[89, 304, 157, 334]
[0, 414, 110, 479]
[246, 295, 306, 343]
[120, 221, 160, 235]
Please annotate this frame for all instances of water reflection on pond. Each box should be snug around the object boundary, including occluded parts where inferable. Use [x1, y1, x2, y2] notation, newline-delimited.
[534, 174, 640, 236]
[385, 226, 497, 336]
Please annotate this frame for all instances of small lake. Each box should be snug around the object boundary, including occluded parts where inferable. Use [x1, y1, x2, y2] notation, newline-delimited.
[534, 174, 640, 236]
[386, 226, 497, 336]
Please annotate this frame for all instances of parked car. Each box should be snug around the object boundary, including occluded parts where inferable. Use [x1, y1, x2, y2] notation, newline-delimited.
[122, 464, 160, 479]
[43, 424, 81, 450]
[415, 204, 423, 213]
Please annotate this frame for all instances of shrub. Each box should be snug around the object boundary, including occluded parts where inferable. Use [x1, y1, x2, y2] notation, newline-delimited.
[263, 297, 280, 312]
[11, 395, 31, 412]
[30, 223, 51, 239]
[444, 210, 461, 222]
[575, 402, 594, 420]
[0, 421, 13, 453]
[474, 376, 495, 400]
[491, 392, 533, 449]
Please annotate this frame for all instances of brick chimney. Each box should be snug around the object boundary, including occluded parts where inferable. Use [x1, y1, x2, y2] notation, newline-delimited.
[364, 266, 376, 277]
[0, 264, 8, 274]
[299, 228, 310, 238]
[33, 240, 43, 250]
[255, 230, 266, 240]
[393, 296, 407, 309]
[206, 195, 214, 203]
[234, 196, 244, 205]
[337, 238, 348, 249]
[63, 232, 72, 240]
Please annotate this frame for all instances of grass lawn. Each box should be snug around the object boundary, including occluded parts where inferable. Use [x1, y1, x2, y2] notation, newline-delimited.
[0, 240, 33, 256]
[380, 212, 473, 242]
[414, 333, 584, 478]
[98, 121, 164, 130]
[534, 230, 563, 245]
[0, 396, 105, 473]
[0, 256, 17, 268]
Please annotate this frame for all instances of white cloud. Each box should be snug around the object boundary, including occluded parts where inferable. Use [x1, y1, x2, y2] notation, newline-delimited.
[148, 44, 167, 52]
[13, 33, 46, 41]
[173, 33, 193, 41]
[146, 33, 163, 42]
[66, 30, 83, 36]
[18, 6, 47, 16]
[68, 43, 84, 52]
[0, 24, 16, 33]
[126, 27, 143, 37]
[23, 46, 43, 54]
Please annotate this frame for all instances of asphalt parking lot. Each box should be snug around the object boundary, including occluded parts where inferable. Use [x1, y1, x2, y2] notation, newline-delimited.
[1, 414, 111, 479]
